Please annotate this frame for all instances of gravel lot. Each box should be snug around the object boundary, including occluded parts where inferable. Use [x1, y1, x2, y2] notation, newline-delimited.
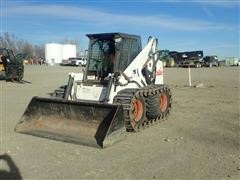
[0, 65, 239, 179]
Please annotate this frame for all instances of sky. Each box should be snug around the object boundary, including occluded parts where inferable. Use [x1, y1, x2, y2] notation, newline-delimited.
[1, 0, 239, 59]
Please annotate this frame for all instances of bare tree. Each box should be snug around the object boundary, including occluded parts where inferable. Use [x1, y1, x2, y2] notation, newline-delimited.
[0, 32, 84, 59]
[0, 32, 45, 58]
[0, 32, 15, 52]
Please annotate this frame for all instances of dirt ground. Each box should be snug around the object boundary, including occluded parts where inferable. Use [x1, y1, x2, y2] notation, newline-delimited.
[0, 65, 239, 179]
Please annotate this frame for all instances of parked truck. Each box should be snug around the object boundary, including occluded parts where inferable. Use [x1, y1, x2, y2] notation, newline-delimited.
[202, 56, 219, 67]
[170, 51, 203, 68]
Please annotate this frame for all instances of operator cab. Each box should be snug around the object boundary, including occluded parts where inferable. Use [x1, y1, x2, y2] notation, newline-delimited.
[0, 48, 17, 66]
[84, 33, 142, 85]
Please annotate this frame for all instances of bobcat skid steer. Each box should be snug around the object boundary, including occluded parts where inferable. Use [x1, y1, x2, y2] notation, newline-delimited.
[15, 33, 172, 148]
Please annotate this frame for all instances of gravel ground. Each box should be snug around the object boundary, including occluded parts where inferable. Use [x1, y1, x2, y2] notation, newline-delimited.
[0, 65, 239, 180]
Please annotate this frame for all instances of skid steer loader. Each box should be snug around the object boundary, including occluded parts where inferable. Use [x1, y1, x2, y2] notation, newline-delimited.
[15, 33, 172, 148]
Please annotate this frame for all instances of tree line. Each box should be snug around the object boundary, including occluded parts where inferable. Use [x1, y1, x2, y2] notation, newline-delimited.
[0, 32, 44, 58]
[0, 32, 81, 59]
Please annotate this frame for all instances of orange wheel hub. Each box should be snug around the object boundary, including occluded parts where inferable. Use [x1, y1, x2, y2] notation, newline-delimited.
[132, 99, 143, 122]
[160, 94, 168, 112]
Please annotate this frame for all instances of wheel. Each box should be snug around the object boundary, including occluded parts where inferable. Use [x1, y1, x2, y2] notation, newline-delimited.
[159, 86, 172, 117]
[51, 85, 67, 98]
[195, 63, 201, 68]
[129, 96, 146, 130]
[169, 58, 175, 67]
[146, 85, 172, 119]
[4, 67, 13, 81]
[163, 61, 166, 67]
[16, 73, 23, 81]
[12, 66, 23, 81]
[160, 93, 168, 114]
[146, 94, 160, 119]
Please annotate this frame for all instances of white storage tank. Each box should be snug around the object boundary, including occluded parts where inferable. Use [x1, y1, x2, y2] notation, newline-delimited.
[45, 43, 62, 65]
[62, 44, 76, 61]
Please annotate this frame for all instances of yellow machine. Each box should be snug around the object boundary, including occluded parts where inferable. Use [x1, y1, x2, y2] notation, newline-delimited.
[0, 55, 4, 71]
[0, 48, 24, 81]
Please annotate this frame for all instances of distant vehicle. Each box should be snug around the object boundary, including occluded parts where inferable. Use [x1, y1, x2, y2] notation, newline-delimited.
[159, 50, 175, 67]
[203, 56, 219, 67]
[60, 59, 70, 66]
[174, 51, 203, 68]
[69, 57, 87, 66]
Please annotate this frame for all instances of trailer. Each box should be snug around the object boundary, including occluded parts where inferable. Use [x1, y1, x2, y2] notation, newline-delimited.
[225, 57, 239, 66]
[169, 51, 203, 68]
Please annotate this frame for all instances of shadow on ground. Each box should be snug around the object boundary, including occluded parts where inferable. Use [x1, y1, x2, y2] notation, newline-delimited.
[0, 74, 31, 84]
[0, 154, 22, 180]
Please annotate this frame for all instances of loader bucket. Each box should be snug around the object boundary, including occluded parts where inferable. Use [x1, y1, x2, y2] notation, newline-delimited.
[15, 97, 125, 148]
